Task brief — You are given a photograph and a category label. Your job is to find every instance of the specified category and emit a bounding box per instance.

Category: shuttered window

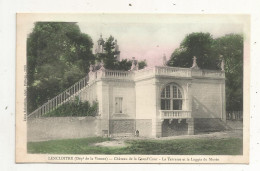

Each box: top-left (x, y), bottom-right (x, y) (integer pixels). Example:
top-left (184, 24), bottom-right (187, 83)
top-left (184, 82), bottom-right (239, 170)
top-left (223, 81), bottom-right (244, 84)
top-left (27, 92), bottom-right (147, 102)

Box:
top-left (115, 97), bottom-right (123, 113)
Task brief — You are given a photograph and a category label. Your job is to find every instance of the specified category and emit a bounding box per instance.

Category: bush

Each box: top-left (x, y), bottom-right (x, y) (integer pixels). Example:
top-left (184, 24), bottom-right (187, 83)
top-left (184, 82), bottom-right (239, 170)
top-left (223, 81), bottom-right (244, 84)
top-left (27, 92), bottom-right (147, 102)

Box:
top-left (44, 97), bottom-right (98, 117)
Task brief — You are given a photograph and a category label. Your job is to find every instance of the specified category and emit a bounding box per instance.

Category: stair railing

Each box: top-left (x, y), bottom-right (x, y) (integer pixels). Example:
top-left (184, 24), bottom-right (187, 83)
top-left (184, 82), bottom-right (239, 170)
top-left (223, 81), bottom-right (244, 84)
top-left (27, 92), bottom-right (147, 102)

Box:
top-left (27, 75), bottom-right (89, 118)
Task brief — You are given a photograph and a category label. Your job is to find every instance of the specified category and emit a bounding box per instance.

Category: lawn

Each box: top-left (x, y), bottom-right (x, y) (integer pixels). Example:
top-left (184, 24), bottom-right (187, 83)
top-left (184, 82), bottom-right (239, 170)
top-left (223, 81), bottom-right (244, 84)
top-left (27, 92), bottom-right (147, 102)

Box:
top-left (27, 137), bottom-right (243, 155)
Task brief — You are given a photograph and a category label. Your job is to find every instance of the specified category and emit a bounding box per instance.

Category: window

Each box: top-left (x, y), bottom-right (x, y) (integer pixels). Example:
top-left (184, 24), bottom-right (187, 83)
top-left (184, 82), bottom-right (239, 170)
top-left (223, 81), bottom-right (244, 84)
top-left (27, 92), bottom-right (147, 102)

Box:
top-left (115, 97), bottom-right (123, 113)
top-left (161, 84), bottom-right (183, 110)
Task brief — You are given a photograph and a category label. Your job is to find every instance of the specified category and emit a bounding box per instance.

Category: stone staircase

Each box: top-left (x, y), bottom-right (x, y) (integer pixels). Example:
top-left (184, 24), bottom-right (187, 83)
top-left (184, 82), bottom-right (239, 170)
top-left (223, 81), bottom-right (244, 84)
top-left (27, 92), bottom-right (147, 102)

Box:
top-left (27, 75), bottom-right (89, 119)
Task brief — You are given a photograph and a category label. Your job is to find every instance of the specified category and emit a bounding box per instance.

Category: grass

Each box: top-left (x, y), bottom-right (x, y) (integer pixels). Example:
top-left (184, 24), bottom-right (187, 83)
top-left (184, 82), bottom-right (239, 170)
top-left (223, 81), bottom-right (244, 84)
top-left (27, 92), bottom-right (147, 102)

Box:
top-left (27, 137), bottom-right (243, 155)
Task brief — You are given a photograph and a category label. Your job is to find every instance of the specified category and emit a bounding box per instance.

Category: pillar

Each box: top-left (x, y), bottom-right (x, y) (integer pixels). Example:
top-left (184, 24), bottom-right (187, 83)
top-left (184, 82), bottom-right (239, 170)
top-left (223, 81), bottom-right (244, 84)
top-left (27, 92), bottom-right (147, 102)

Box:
top-left (221, 80), bottom-right (226, 122)
top-left (96, 81), bottom-right (110, 136)
top-left (152, 119), bottom-right (163, 137)
top-left (186, 83), bottom-right (192, 111)
top-left (187, 118), bottom-right (194, 135)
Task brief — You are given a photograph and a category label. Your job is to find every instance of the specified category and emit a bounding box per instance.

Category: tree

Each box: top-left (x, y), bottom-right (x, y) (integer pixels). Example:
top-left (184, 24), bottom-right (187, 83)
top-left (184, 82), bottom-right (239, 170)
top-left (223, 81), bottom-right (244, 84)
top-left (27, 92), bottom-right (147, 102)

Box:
top-left (212, 34), bottom-right (243, 111)
top-left (27, 22), bottom-right (95, 113)
top-left (115, 59), bottom-right (147, 71)
top-left (96, 35), bottom-right (147, 71)
top-left (95, 35), bottom-right (118, 69)
top-left (138, 60), bottom-right (147, 70)
top-left (168, 32), bottom-right (217, 70)
top-left (167, 32), bottom-right (243, 111)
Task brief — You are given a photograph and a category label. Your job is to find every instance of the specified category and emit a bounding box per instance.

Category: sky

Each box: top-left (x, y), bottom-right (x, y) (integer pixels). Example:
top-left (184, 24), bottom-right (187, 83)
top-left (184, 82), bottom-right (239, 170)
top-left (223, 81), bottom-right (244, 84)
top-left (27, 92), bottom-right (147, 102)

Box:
top-left (25, 14), bottom-right (246, 67)
top-left (77, 14), bottom-right (245, 66)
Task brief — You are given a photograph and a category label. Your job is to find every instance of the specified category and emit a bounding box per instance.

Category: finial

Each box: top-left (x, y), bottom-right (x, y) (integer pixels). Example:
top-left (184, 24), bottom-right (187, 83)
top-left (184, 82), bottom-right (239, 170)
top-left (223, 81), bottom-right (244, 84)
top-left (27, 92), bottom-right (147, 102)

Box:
top-left (163, 54), bottom-right (167, 66)
top-left (130, 57), bottom-right (136, 71)
top-left (136, 61), bottom-right (139, 70)
top-left (220, 55), bottom-right (225, 71)
top-left (89, 64), bottom-right (94, 72)
top-left (191, 56), bottom-right (200, 69)
top-left (99, 60), bottom-right (105, 70)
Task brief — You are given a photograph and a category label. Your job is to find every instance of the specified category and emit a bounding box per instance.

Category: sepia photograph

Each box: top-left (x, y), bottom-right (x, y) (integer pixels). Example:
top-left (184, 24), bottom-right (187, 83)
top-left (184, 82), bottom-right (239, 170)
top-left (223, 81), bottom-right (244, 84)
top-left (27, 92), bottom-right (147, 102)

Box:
top-left (16, 13), bottom-right (250, 163)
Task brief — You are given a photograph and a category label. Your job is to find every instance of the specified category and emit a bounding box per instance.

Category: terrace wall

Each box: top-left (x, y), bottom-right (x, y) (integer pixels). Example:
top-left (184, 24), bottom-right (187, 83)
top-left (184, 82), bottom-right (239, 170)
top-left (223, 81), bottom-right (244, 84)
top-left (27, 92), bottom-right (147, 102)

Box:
top-left (27, 117), bottom-right (100, 142)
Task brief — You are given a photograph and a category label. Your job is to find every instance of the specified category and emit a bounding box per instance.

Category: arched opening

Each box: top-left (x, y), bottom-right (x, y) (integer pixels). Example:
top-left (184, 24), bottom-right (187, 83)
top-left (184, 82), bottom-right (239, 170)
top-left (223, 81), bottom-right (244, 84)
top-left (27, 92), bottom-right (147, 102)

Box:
top-left (161, 84), bottom-right (183, 110)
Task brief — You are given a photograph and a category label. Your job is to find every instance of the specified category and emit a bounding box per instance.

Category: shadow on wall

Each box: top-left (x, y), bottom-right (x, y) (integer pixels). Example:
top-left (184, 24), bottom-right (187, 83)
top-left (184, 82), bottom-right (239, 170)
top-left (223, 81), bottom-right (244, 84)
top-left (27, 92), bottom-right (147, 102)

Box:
top-left (192, 97), bottom-right (220, 118)
top-left (192, 97), bottom-right (228, 133)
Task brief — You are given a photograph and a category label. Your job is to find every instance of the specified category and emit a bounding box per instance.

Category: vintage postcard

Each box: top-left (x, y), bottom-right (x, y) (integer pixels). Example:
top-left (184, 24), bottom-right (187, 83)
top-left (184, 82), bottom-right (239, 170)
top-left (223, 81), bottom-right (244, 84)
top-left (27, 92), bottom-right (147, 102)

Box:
top-left (16, 13), bottom-right (250, 163)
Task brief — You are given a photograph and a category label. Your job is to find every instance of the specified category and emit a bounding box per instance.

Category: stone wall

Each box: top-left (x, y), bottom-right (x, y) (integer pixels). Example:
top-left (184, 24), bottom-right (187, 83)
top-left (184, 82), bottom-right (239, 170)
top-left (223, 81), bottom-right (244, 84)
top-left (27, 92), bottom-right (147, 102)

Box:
top-left (109, 81), bottom-right (136, 119)
top-left (135, 79), bottom-right (157, 120)
top-left (191, 80), bottom-right (225, 119)
top-left (162, 119), bottom-right (188, 137)
top-left (194, 118), bottom-right (228, 133)
top-left (109, 119), bottom-right (135, 136)
top-left (136, 119), bottom-right (152, 137)
top-left (108, 119), bottom-right (152, 137)
top-left (27, 117), bottom-right (100, 142)
top-left (80, 82), bottom-right (97, 104)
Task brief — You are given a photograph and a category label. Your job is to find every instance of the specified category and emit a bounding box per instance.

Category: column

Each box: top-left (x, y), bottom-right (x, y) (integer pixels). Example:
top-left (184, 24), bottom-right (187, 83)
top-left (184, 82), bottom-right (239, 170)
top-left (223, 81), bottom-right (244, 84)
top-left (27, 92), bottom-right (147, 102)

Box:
top-left (187, 118), bottom-right (194, 135)
top-left (153, 80), bottom-right (163, 137)
top-left (186, 82), bottom-right (192, 111)
top-left (221, 80), bottom-right (226, 122)
top-left (152, 119), bottom-right (163, 137)
top-left (96, 81), bottom-right (110, 136)
top-left (186, 82), bottom-right (194, 135)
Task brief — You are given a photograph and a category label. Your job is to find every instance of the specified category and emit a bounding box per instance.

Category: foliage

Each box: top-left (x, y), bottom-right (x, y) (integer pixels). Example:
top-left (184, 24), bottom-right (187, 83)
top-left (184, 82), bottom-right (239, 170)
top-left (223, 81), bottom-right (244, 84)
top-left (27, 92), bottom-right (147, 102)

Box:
top-left (27, 24), bottom-right (147, 114)
top-left (96, 36), bottom-right (118, 69)
top-left (138, 60), bottom-right (147, 70)
top-left (96, 35), bottom-right (147, 71)
top-left (168, 32), bottom-right (217, 70)
top-left (44, 97), bottom-right (98, 117)
top-left (112, 59), bottom-right (147, 71)
top-left (27, 22), bottom-right (95, 113)
top-left (167, 32), bottom-right (243, 111)
top-left (212, 34), bottom-right (243, 111)
top-left (28, 137), bottom-right (242, 155)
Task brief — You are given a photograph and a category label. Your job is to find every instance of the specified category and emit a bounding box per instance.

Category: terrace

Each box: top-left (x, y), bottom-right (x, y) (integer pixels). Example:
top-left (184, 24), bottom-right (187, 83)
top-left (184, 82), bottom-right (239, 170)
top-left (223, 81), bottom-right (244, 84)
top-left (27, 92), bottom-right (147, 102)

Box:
top-left (88, 66), bottom-right (224, 83)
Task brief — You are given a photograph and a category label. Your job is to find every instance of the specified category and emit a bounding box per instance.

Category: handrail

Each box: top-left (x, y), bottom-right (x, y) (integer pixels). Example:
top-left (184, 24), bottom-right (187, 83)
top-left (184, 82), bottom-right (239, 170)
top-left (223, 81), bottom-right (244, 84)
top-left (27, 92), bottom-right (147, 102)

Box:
top-left (27, 75), bottom-right (89, 118)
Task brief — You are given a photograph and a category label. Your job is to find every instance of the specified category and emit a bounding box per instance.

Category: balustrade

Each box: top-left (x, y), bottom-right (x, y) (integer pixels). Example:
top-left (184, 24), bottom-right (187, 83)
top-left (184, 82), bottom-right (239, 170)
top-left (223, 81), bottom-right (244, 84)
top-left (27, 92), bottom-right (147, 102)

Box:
top-left (155, 66), bottom-right (191, 77)
top-left (192, 69), bottom-right (225, 78)
top-left (159, 110), bottom-right (191, 119)
top-left (28, 65), bottom-right (224, 118)
top-left (90, 66), bottom-right (224, 81)
top-left (28, 76), bottom-right (89, 118)
top-left (104, 70), bottom-right (133, 79)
